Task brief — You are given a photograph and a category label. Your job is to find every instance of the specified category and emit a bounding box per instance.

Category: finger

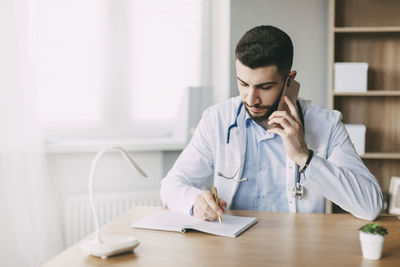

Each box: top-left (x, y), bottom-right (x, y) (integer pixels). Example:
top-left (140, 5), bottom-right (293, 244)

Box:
top-left (268, 111), bottom-right (297, 126)
top-left (284, 96), bottom-right (301, 123)
top-left (269, 117), bottom-right (301, 137)
top-left (194, 193), bottom-right (215, 219)
top-left (268, 117), bottom-right (293, 130)
top-left (219, 199), bottom-right (227, 210)
top-left (269, 110), bottom-right (291, 119)
top-left (198, 199), bottom-right (218, 220)
top-left (267, 126), bottom-right (285, 137)
top-left (200, 200), bottom-right (219, 220)
top-left (204, 206), bottom-right (219, 221)
top-left (193, 204), bottom-right (208, 220)
top-left (289, 70), bottom-right (297, 79)
top-left (269, 101), bottom-right (298, 123)
top-left (204, 192), bottom-right (224, 215)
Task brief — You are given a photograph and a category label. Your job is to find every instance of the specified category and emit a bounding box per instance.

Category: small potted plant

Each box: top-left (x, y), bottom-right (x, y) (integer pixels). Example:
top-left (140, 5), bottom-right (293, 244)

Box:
top-left (359, 223), bottom-right (388, 260)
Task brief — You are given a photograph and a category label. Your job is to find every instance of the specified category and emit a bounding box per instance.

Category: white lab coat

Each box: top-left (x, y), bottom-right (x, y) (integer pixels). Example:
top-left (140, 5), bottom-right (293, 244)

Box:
top-left (160, 96), bottom-right (382, 220)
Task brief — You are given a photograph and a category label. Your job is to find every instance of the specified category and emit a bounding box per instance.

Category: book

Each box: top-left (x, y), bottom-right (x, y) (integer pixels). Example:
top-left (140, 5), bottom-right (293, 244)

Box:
top-left (131, 210), bottom-right (257, 238)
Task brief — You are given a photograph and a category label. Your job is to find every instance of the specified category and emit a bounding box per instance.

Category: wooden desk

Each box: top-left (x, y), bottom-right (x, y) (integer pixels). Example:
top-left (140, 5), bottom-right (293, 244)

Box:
top-left (43, 206), bottom-right (400, 267)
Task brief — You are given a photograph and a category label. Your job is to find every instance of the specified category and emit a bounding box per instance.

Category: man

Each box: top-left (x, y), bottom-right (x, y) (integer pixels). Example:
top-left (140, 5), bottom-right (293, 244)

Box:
top-left (160, 25), bottom-right (382, 221)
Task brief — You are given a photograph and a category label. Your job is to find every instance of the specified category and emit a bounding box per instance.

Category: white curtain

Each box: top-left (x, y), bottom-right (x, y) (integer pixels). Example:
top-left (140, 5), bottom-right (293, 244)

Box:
top-left (0, 0), bottom-right (64, 266)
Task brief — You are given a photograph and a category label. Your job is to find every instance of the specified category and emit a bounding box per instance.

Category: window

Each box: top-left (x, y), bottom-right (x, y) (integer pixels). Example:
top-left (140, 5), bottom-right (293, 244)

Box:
top-left (34, 0), bottom-right (208, 144)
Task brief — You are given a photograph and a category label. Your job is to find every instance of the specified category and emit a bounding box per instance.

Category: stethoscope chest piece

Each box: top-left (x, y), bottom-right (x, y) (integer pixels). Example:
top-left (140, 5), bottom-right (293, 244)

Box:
top-left (292, 183), bottom-right (304, 200)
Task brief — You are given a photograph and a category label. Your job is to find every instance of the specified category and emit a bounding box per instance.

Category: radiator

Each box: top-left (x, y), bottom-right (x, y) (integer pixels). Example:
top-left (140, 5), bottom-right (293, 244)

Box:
top-left (65, 190), bottom-right (162, 247)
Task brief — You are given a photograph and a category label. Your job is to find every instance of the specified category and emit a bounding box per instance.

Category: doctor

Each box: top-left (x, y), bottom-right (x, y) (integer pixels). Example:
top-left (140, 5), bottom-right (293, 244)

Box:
top-left (160, 25), bottom-right (382, 221)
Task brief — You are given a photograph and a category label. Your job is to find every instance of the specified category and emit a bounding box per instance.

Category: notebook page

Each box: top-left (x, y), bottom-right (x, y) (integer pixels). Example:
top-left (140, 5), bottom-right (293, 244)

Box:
top-left (184, 214), bottom-right (257, 237)
top-left (132, 210), bottom-right (201, 232)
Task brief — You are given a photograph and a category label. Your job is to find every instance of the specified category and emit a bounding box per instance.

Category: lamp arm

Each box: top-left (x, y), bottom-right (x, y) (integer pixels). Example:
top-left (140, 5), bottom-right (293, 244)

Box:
top-left (88, 145), bottom-right (148, 243)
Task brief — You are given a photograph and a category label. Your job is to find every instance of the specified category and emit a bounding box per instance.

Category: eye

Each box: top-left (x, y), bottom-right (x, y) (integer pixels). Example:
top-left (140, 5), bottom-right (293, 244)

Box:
top-left (261, 86), bottom-right (273, 90)
top-left (239, 81), bottom-right (248, 87)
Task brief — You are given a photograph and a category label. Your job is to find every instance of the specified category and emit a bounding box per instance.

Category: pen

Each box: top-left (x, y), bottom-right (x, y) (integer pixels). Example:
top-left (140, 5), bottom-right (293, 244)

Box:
top-left (212, 185), bottom-right (223, 224)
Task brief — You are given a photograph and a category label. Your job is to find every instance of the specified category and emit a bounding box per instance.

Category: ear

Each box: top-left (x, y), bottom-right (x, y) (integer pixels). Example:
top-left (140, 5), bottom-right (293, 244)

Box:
top-left (288, 70), bottom-right (297, 79)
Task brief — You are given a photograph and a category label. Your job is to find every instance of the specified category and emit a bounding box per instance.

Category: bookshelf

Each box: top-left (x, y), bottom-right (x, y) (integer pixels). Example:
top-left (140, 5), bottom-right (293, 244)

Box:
top-left (328, 0), bottom-right (400, 214)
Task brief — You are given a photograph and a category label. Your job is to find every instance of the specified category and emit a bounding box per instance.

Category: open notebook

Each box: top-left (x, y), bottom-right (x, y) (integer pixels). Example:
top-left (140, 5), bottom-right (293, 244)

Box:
top-left (131, 210), bottom-right (257, 238)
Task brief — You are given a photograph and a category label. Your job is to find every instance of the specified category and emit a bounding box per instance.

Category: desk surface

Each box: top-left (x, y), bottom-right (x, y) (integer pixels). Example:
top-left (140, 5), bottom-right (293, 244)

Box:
top-left (43, 206), bottom-right (400, 267)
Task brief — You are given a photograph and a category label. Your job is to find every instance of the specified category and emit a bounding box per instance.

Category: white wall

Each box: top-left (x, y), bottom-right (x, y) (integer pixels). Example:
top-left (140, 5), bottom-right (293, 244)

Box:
top-left (230, 0), bottom-right (329, 107)
top-left (210, 0), bottom-right (231, 103)
top-left (47, 151), bottom-right (163, 195)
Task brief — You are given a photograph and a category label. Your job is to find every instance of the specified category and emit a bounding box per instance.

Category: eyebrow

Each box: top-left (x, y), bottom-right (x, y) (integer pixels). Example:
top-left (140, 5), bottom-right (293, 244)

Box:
top-left (237, 76), bottom-right (277, 87)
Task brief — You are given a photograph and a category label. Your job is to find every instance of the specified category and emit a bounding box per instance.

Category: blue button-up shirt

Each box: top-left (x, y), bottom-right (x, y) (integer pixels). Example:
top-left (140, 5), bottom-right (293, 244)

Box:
top-left (231, 111), bottom-right (289, 212)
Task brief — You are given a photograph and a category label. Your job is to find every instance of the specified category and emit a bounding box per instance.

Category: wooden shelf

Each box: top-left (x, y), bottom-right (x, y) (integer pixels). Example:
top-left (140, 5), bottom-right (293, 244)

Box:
top-left (360, 153), bottom-right (400, 160)
top-left (334, 91), bottom-right (400, 96)
top-left (330, 0), bottom-right (400, 214)
top-left (335, 26), bottom-right (400, 33)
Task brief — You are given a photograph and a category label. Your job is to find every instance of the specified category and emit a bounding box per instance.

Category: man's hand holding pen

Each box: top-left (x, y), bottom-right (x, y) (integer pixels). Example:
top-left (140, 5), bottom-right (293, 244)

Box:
top-left (193, 187), bottom-right (227, 222)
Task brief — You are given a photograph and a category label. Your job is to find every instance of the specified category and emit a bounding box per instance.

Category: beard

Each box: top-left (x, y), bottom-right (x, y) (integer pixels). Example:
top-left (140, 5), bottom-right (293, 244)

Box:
top-left (243, 89), bottom-right (283, 123)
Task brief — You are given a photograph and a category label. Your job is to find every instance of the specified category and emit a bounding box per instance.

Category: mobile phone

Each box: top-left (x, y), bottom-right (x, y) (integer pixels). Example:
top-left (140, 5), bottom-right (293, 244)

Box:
top-left (277, 77), bottom-right (300, 113)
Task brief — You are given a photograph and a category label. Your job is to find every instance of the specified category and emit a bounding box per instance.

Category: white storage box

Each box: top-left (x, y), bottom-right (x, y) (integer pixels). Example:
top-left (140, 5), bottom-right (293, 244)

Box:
top-left (344, 124), bottom-right (366, 155)
top-left (334, 62), bottom-right (368, 92)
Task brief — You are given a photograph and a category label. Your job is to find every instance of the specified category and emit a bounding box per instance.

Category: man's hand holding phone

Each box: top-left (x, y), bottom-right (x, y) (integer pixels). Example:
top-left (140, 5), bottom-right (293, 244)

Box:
top-left (277, 77), bottom-right (300, 113)
top-left (267, 77), bottom-right (310, 168)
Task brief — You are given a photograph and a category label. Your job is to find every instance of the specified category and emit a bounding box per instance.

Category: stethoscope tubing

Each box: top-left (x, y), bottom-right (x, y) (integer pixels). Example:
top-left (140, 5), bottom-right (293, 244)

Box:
top-left (223, 100), bottom-right (305, 188)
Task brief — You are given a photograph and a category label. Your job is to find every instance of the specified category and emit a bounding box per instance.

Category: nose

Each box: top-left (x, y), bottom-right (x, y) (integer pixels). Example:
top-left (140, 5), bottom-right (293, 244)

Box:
top-left (246, 87), bottom-right (260, 106)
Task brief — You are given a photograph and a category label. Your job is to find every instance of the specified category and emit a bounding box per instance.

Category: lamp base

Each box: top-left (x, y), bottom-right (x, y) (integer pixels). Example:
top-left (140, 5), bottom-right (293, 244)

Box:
top-left (81, 235), bottom-right (140, 259)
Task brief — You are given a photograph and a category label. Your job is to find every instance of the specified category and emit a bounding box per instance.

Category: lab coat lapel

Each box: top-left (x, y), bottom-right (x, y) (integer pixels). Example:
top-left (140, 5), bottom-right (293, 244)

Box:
top-left (285, 156), bottom-right (297, 212)
top-left (225, 107), bottom-right (247, 209)
top-left (237, 111), bottom-right (247, 184)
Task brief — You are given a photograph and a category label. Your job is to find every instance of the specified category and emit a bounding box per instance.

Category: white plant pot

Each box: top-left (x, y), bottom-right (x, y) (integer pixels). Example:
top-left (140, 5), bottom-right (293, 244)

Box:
top-left (359, 231), bottom-right (385, 260)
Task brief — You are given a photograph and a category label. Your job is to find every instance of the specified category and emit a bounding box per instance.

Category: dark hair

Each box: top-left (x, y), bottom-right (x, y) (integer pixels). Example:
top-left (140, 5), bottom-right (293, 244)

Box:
top-left (235, 25), bottom-right (293, 77)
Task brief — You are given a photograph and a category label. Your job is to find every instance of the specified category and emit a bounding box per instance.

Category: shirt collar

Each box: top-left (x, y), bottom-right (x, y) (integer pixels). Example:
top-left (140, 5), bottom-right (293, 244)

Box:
top-left (244, 110), bottom-right (253, 127)
top-left (244, 110), bottom-right (276, 139)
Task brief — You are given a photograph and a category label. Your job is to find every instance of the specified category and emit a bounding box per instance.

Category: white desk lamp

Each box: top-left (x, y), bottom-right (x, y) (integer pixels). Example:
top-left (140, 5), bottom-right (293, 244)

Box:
top-left (81, 145), bottom-right (147, 259)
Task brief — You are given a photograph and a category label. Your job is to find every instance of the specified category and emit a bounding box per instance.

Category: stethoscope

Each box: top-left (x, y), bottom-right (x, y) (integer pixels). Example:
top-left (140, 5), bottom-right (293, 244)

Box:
top-left (217, 100), bottom-right (305, 200)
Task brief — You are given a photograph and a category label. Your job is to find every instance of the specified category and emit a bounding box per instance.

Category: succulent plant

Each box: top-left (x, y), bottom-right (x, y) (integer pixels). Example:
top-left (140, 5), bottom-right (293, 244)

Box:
top-left (360, 223), bottom-right (388, 236)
